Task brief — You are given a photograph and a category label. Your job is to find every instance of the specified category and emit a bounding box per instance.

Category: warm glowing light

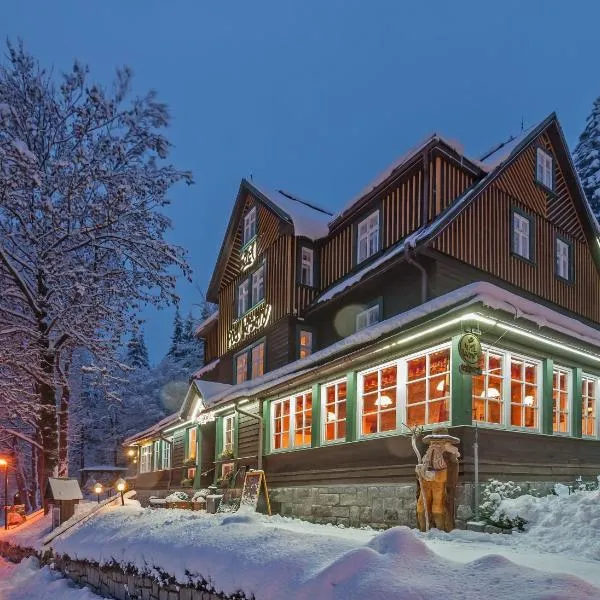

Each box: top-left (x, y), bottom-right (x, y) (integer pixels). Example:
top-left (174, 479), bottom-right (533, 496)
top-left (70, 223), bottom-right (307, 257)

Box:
top-left (116, 478), bottom-right (126, 492)
top-left (327, 411), bottom-right (337, 422)
top-left (480, 387), bottom-right (500, 398)
top-left (0, 459), bottom-right (7, 467)
top-left (94, 483), bottom-right (103, 495)
top-left (524, 395), bottom-right (535, 407)
top-left (375, 395), bottom-right (393, 408)
top-left (127, 449), bottom-right (135, 457)
top-left (436, 379), bottom-right (446, 392)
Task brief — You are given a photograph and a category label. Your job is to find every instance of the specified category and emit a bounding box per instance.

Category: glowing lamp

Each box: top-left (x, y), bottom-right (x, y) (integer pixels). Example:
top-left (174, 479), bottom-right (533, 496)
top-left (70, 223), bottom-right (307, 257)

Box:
top-left (127, 449), bottom-right (135, 458)
top-left (375, 395), bottom-right (393, 408)
top-left (115, 478), bottom-right (126, 506)
top-left (94, 482), bottom-right (103, 503)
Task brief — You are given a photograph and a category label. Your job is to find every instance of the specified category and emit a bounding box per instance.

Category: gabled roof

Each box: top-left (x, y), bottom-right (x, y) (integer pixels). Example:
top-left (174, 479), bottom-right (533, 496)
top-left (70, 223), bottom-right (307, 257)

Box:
top-left (46, 478), bottom-right (83, 501)
top-left (207, 178), bottom-right (333, 302)
top-left (178, 378), bottom-right (233, 421)
top-left (123, 412), bottom-right (181, 446)
top-left (313, 113), bottom-right (600, 304)
top-left (329, 133), bottom-right (483, 227)
top-left (195, 310), bottom-right (219, 337)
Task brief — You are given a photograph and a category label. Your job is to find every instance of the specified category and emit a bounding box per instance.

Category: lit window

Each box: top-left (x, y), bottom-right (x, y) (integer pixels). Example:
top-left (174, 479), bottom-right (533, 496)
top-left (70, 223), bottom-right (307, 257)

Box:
top-left (162, 438), bottom-right (172, 470)
top-left (360, 364), bottom-right (397, 435)
top-left (356, 304), bottom-right (380, 332)
top-left (271, 391), bottom-right (312, 451)
top-left (300, 247), bottom-right (314, 286)
top-left (299, 330), bottom-right (313, 359)
top-left (556, 238), bottom-right (571, 281)
top-left (552, 367), bottom-right (570, 434)
top-left (536, 148), bottom-right (553, 190)
top-left (251, 342), bottom-right (264, 379)
top-left (238, 279), bottom-right (249, 316)
top-left (236, 352), bottom-right (248, 384)
top-left (322, 380), bottom-right (347, 443)
top-left (510, 357), bottom-right (539, 429)
top-left (187, 427), bottom-right (197, 461)
top-left (582, 377), bottom-right (597, 437)
top-left (406, 348), bottom-right (450, 428)
top-left (357, 211), bottom-right (379, 263)
top-left (251, 265), bottom-right (265, 305)
top-left (153, 441), bottom-right (161, 471)
top-left (223, 414), bottom-right (235, 453)
top-left (140, 445), bottom-right (152, 474)
top-left (512, 211), bottom-right (532, 260)
top-left (472, 349), bottom-right (505, 425)
top-left (243, 207), bottom-right (257, 245)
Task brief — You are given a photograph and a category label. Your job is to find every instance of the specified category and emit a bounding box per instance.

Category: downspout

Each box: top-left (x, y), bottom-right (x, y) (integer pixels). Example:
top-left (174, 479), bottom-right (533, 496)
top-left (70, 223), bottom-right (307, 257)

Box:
top-left (235, 402), bottom-right (263, 471)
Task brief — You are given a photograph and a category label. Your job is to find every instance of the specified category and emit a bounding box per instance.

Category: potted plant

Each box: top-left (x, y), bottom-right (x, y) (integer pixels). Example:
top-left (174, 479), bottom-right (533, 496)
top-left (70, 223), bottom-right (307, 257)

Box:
top-left (183, 457), bottom-right (197, 467)
top-left (165, 491), bottom-right (192, 510)
top-left (217, 449), bottom-right (235, 460)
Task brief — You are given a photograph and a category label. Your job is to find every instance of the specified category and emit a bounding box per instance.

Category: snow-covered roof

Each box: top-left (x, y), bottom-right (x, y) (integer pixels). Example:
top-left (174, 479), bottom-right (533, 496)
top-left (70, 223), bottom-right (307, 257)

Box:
top-left (330, 133), bottom-right (471, 223)
top-left (201, 281), bottom-right (600, 411)
top-left (79, 465), bottom-right (128, 472)
top-left (476, 124), bottom-right (537, 172)
top-left (195, 311), bottom-right (219, 337)
top-left (123, 412), bottom-right (181, 446)
top-left (46, 478), bottom-right (83, 501)
top-left (192, 358), bottom-right (220, 379)
top-left (193, 379), bottom-right (232, 406)
top-left (248, 180), bottom-right (333, 240)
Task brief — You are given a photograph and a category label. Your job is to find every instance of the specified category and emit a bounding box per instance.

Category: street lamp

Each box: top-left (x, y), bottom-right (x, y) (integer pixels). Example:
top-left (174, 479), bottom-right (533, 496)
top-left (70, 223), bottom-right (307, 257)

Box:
top-left (0, 458), bottom-right (8, 530)
top-left (115, 478), bottom-right (126, 506)
top-left (94, 482), bottom-right (103, 504)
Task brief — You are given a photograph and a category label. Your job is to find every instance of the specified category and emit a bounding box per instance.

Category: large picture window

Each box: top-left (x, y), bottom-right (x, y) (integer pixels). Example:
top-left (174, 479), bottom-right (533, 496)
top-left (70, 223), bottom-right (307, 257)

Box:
top-left (510, 356), bottom-right (539, 429)
top-left (140, 445), bottom-right (152, 474)
top-left (357, 211), bottom-right (379, 263)
top-left (360, 363), bottom-right (397, 435)
top-left (582, 376), bottom-right (597, 437)
top-left (472, 349), bottom-right (505, 425)
top-left (271, 391), bottom-right (312, 451)
top-left (187, 427), bottom-right (197, 461)
top-left (406, 348), bottom-right (450, 428)
top-left (322, 379), bottom-right (347, 443)
top-left (552, 367), bottom-right (571, 434)
top-left (153, 441), bottom-right (161, 471)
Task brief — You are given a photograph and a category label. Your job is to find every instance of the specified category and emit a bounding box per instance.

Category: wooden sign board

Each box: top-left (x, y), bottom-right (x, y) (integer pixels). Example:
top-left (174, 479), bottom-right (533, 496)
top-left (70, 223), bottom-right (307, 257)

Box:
top-left (240, 470), bottom-right (271, 515)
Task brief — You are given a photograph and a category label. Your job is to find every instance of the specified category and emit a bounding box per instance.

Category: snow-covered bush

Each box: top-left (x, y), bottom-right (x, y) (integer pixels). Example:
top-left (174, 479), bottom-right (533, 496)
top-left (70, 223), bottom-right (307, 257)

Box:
top-left (192, 490), bottom-right (210, 502)
top-left (165, 491), bottom-right (189, 502)
top-left (479, 479), bottom-right (527, 531)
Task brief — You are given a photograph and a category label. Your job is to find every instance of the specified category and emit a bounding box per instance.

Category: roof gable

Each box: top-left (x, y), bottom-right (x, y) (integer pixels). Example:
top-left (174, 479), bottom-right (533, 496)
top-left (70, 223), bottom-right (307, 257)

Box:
top-left (207, 179), bottom-right (332, 302)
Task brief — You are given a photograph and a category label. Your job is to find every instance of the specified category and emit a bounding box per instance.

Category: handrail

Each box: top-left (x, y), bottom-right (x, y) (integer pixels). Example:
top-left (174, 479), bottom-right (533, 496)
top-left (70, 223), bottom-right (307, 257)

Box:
top-left (42, 490), bottom-right (136, 546)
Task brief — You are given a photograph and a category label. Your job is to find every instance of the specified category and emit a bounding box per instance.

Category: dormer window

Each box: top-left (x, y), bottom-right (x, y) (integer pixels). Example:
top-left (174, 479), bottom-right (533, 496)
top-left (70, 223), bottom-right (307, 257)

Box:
top-left (300, 247), bottom-right (314, 286)
top-left (357, 210), bottom-right (380, 264)
top-left (243, 207), bottom-right (257, 245)
top-left (536, 148), bottom-right (553, 191)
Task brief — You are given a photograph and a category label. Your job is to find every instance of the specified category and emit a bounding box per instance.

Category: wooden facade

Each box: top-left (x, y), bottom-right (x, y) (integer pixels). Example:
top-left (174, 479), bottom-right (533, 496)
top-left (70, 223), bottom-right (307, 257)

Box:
top-left (126, 113), bottom-right (600, 508)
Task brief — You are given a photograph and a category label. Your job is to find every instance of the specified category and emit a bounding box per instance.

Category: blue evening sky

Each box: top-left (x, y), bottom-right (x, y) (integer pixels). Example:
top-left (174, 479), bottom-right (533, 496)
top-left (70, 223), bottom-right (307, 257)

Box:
top-left (2, 1), bottom-right (599, 363)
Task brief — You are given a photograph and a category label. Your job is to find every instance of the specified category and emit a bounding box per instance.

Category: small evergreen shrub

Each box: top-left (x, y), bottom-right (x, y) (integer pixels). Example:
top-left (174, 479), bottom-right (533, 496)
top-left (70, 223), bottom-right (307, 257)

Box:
top-left (479, 479), bottom-right (528, 531)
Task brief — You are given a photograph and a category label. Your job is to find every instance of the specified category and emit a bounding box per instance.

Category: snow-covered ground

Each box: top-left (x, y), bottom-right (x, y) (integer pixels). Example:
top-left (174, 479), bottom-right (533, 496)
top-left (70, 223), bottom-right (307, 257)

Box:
top-left (2, 490), bottom-right (600, 599)
top-left (0, 557), bottom-right (104, 599)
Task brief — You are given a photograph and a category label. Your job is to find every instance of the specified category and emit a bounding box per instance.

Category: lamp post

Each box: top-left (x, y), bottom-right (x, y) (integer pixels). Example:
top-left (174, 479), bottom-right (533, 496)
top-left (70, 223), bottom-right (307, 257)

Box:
top-left (94, 483), bottom-right (103, 504)
top-left (0, 458), bottom-right (8, 530)
top-left (116, 478), bottom-right (126, 506)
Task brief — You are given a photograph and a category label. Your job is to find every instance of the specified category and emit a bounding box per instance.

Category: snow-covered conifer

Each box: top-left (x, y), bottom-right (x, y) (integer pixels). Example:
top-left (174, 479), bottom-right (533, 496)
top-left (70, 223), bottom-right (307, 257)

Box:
top-left (574, 97), bottom-right (600, 216)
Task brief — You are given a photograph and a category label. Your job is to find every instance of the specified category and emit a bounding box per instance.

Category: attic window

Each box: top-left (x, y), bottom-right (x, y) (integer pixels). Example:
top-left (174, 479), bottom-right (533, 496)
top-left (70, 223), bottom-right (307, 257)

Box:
top-left (536, 148), bottom-right (553, 191)
top-left (243, 207), bottom-right (257, 245)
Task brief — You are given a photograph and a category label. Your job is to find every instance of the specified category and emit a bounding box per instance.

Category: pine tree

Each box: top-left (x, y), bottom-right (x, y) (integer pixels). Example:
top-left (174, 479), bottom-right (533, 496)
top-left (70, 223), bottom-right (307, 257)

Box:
top-left (168, 307), bottom-right (185, 358)
top-left (126, 330), bottom-right (150, 370)
top-left (574, 97), bottom-right (600, 217)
